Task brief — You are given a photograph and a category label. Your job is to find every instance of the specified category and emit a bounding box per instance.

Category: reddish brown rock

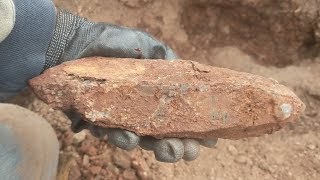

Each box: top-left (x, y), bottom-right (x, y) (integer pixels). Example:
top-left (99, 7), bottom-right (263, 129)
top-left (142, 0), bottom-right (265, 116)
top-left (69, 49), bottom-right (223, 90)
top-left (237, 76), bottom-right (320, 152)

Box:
top-left (29, 57), bottom-right (305, 139)
top-left (89, 165), bottom-right (102, 175)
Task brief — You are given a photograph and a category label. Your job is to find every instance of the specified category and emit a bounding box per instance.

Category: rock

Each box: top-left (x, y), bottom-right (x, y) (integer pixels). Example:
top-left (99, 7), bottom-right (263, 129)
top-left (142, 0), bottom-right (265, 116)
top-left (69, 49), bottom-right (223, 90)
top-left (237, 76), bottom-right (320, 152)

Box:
top-left (112, 150), bottom-right (132, 169)
top-left (72, 130), bottom-right (87, 144)
top-left (79, 139), bottom-right (92, 153)
top-left (132, 160), bottom-right (149, 179)
top-left (68, 165), bottom-right (82, 180)
top-left (227, 145), bottom-right (238, 155)
top-left (61, 130), bottom-right (74, 147)
top-left (89, 165), bottom-right (102, 175)
top-left (87, 146), bottom-right (98, 156)
top-left (234, 155), bottom-right (247, 164)
top-left (307, 144), bottom-right (316, 150)
top-left (29, 57), bottom-right (305, 139)
top-left (83, 155), bottom-right (90, 166)
top-left (122, 169), bottom-right (138, 180)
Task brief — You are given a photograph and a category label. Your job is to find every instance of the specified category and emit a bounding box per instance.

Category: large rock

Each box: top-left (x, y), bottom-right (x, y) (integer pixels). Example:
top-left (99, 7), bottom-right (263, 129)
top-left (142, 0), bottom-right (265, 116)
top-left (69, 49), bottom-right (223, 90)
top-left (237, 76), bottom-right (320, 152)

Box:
top-left (29, 57), bottom-right (305, 139)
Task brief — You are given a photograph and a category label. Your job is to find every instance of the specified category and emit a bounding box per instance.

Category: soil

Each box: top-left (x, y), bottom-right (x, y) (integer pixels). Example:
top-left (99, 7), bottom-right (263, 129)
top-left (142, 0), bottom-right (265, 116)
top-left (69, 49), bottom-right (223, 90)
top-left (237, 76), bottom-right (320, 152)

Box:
top-left (13, 0), bottom-right (320, 179)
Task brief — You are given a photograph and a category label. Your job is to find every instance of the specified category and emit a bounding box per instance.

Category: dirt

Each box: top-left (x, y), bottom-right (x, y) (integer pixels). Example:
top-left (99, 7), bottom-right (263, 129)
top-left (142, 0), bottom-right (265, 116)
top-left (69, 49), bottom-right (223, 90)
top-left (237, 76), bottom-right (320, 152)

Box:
top-left (11, 0), bottom-right (320, 179)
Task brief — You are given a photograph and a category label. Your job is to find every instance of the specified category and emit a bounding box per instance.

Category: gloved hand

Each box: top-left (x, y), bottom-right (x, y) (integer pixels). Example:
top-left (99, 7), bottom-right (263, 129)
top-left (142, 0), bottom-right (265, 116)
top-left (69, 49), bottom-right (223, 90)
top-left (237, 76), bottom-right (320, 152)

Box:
top-left (50, 10), bottom-right (218, 163)
top-left (1, 7), bottom-right (218, 162)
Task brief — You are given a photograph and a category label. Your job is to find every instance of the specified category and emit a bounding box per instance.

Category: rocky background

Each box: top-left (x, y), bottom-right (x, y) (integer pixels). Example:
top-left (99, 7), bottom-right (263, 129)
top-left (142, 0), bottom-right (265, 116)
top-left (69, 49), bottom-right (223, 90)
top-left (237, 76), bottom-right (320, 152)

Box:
top-left (12, 0), bottom-right (320, 179)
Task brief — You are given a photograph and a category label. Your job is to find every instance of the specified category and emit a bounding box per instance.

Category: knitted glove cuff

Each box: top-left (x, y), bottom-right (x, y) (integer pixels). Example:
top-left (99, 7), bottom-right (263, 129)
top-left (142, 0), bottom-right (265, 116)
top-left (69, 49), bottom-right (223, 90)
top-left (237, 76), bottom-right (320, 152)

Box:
top-left (44, 10), bottom-right (85, 70)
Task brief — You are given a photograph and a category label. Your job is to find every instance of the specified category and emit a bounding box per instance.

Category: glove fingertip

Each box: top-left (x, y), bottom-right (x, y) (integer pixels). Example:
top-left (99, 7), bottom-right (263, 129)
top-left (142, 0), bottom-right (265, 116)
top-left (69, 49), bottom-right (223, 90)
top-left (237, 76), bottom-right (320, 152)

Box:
top-left (182, 139), bottom-right (200, 161)
top-left (107, 129), bottom-right (140, 150)
top-left (88, 125), bottom-right (108, 138)
top-left (165, 47), bottom-right (178, 60)
top-left (153, 138), bottom-right (184, 163)
top-left (199, 138), bottom-right (218, 148)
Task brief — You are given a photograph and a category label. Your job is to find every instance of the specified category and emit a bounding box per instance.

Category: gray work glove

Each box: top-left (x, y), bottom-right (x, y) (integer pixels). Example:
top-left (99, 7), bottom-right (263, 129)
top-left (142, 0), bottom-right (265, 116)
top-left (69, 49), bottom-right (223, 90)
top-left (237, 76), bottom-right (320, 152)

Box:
top-left (46, 10), bottom-right (218, 163)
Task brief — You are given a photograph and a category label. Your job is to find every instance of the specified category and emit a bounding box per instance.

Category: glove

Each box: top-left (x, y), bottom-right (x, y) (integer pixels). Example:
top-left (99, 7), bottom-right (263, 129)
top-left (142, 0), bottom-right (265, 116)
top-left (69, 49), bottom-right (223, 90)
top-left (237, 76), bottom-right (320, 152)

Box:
top-left (1, 6), bottom-right (218, 162)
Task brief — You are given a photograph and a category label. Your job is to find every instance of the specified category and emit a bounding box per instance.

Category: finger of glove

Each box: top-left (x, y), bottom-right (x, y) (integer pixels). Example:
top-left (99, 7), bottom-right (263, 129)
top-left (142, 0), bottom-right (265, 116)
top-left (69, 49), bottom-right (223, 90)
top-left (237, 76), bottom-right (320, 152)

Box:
top-left (164, 46), bottom-right (178, 60)
top-left (64, 109), bottom-right (140, 150)
top-left (182, 139), bottom-right (200, 161)
top-left (153, 138), bottom-right (184, 163)
top-left (88, 124), bottom-right (108, 138)
top-left (199, 138), bottom-right (218, 148)
top-left (76, 24), bottom-right (178, 60)
top-left (107, 128), bottom-right (140, 150)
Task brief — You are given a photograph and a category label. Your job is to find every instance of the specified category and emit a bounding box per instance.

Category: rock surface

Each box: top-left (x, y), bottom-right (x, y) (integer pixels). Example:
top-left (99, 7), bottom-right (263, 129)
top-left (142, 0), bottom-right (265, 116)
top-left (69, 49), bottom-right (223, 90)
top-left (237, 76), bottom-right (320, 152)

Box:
top-left (29, 57), bottom-right (305, 139)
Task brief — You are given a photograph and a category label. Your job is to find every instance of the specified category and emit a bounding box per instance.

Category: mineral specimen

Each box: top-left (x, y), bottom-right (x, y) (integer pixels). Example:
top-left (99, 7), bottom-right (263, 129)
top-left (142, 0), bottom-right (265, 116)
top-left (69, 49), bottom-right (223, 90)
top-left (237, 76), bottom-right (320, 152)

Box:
top-left (29, 57), bottom-right (305, 139)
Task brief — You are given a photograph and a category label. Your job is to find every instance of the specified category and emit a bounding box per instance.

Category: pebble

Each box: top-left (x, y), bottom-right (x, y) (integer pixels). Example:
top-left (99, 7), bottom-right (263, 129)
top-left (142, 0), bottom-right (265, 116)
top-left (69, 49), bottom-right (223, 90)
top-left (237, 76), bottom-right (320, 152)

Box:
top-left (68, 165), bottom-right (81, 180)
top-left (89, 166), bottom-right (102, 175)
top-left (79, 139), bottom-right (92, 153)
top-left (113, 151), bottom-right (132, 169)
top-left (132, 159), bottom-right (149, 179)
top-left (83, 155), bottom-right (90, 166)
top-left (235, 155), bottom-right (247, 164)
top-left (73, 131), bottom-right (87, 144)
top-left (63, 130), bottom-right (74, 147)
top-left (307, 144), bottom-right (316, 150)
top-left (227, 145), bottom-right (238, 155)
top-left (122, 169), bottom-right (137, 180)
top-left (87, 146), bottom-right (98, 156)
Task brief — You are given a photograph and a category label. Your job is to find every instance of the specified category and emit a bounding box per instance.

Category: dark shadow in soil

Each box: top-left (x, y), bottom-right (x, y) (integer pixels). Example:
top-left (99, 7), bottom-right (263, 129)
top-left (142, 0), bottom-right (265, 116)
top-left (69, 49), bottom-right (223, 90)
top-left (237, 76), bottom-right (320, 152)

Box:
top-left (181, 0), bottom-right (320, 67)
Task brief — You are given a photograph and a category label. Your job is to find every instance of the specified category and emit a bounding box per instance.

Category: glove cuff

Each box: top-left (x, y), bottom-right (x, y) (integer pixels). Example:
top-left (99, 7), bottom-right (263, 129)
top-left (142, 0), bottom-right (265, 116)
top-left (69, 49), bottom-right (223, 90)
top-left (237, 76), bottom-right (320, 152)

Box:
top-left (44, 10), bottom-right (85, 70)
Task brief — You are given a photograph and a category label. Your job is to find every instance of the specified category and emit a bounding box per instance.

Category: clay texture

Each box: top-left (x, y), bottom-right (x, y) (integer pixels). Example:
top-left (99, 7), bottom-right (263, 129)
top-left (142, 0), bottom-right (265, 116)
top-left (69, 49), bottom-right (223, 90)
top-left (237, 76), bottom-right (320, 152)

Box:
top-left (29, 57), bottom-right (305, 139)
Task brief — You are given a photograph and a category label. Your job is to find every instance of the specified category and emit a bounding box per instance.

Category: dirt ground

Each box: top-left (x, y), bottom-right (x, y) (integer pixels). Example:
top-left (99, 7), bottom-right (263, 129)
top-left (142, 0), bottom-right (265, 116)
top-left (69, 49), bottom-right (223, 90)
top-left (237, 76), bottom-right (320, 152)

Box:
top-left (14, 0), bottom-right (320, 179)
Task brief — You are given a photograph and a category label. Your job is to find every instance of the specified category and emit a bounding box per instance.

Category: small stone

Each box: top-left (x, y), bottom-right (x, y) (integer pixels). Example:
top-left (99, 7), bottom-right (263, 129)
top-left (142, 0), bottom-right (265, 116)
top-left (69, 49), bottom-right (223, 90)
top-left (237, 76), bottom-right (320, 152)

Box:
top-left (62, 130), bottom-right (74, 147)
top-left (83, 155), bottom-right (90, 166)
top-left (89, 166), bottom-right (102, 175)
top-left (257, 161), bottom-right (272, 172)
top-left (308, 144), bottom-right (316, 150)
top-left (106, 163), bottom-right (120, 175)
top-left (68, 165), bottom-right (81, 180)
top-left (132, 159), bottom-right (150, 179)
top-left (122, 169), bottom-right (137, 180)
top-left (79, 139), bottom-right (92, 153)
top-left (235, 155), bottom-right (247, 164)
top-left (112, 150), bottom-right (132, 169)
top-left (246, 159), bottom-right (253, 166)
top-left (72, 131), bottom-right (87, 144)
top-left (227, 145), bottom-right (238, 155)
top-left (87, 146), bottom-right (97, 156)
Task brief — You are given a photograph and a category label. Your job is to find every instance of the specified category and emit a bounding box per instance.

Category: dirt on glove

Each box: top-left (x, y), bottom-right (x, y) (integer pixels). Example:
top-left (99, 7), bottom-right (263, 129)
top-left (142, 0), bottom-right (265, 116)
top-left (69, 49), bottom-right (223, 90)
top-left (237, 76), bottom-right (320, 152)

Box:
top-left (29, 57), bottom-right (304, 139)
